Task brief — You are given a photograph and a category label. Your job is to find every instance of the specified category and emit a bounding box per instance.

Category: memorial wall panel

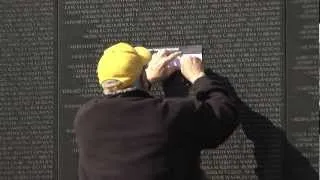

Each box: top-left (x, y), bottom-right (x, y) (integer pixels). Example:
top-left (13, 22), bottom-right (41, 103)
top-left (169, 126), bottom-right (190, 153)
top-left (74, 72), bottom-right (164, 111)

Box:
top-left (0, 1), bottom-right (57, 179)
top-left (58, 0), bottom-right (286, 179)
top-left (286, 0), bottom-right (319, 173)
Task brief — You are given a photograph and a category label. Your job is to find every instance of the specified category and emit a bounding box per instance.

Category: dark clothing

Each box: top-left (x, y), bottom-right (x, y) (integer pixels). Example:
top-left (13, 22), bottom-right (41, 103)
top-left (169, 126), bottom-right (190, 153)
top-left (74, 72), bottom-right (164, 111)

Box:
top-left (74, 75), bottom-right (239, 180)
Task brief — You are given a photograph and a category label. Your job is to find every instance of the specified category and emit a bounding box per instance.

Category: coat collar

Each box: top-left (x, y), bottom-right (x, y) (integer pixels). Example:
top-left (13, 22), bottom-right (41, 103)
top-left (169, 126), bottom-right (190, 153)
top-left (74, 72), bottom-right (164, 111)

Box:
top-left (104, 89), bottom-right (153, 98)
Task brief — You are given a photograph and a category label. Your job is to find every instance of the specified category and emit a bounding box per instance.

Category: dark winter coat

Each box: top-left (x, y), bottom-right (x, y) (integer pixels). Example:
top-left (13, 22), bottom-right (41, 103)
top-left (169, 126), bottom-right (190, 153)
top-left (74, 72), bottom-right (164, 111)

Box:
top-left (74, 75), bottom-right (239, 180)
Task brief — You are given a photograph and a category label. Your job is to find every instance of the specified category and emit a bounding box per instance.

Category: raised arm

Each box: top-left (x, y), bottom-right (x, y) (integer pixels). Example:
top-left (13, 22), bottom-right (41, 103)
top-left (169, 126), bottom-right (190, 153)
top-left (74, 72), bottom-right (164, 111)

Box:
top-left (180, 56), bottom-right (239, 149)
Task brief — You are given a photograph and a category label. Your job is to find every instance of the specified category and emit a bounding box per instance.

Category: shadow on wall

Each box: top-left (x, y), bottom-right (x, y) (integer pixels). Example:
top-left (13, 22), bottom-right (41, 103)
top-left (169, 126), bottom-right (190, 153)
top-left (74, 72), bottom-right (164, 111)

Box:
top-left (206, 69), bottom-right (318, 180)
top-left (164, 69), bottom-right (318, 180)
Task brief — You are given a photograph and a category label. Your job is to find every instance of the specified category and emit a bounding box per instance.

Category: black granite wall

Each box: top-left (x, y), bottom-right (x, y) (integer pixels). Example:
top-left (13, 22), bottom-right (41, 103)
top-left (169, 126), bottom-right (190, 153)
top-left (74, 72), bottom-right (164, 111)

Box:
top-left (0, 0), bottom-right (318, 179)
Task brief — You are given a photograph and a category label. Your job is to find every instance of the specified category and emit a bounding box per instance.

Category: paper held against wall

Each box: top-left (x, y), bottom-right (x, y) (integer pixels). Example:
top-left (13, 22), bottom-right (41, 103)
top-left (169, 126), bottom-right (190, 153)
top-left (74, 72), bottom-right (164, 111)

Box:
top-left (148, 45), bottom-right (202, 68)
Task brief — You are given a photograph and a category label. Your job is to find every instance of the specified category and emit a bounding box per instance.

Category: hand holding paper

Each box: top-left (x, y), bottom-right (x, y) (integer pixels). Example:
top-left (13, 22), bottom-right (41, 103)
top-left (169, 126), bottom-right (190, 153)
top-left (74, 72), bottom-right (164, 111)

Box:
top-left (145, 50), bottom-right (182, 84)
top-left (180, 55), bottom-right (205, 84)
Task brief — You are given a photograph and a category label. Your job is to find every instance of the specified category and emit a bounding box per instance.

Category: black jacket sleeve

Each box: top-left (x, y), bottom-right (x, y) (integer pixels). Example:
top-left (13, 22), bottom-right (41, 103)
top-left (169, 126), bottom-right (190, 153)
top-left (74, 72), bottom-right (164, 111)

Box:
top-left (190, 74), bottom-right (239, 149)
